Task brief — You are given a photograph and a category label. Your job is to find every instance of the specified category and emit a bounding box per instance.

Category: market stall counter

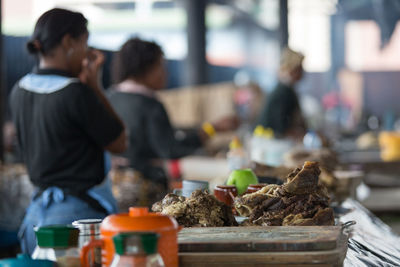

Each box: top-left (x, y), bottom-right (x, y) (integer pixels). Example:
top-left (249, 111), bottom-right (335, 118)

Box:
top-left (175, 198), bottom-right (400, 266)
top-left (339, 199), bottom-right (400, 266)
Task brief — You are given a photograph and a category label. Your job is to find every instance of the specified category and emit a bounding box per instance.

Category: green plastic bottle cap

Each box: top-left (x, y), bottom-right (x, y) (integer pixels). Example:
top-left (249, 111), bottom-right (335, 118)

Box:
top-left (34, 225), bottom-right (79, 248)
top-left (113, 232), bottom-right (159, 255)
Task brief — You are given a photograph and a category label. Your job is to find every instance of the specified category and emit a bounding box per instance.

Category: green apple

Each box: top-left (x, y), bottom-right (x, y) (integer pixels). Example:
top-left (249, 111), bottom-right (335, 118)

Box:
top-left (226, 169), bottom-right (259, 195)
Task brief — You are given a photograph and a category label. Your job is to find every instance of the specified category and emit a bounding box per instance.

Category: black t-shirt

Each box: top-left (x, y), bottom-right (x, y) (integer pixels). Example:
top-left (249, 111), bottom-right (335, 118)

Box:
top-left (108, 91), bottom-right (202, 181)
top-left (10, 69), bottom-right (123, 192)
top-left (257, 82), bottom-right (303, 137)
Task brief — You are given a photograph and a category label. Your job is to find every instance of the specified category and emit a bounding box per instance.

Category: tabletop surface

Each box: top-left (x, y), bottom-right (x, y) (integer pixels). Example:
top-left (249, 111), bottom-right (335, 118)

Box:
top-left (179, 226), bottom-right (343, 252)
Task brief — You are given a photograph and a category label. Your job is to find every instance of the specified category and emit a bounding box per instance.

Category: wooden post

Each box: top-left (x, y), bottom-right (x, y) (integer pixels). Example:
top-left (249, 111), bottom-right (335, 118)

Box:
top-left (184, 0), bottom-right (207, 86)
top-left (0, 0), bottom-right (4, 162)
top-left (279, 0), bottom-right (289, 48)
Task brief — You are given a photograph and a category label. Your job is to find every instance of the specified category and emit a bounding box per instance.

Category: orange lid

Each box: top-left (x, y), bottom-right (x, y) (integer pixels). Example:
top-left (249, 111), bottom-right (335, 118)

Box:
top-left (100, 207), bottom-right (179, 237)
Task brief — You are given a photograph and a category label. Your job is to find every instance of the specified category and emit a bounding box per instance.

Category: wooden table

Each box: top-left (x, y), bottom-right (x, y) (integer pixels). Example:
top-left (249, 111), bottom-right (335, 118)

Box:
top-left (178, 226), bottom-right (348, 266)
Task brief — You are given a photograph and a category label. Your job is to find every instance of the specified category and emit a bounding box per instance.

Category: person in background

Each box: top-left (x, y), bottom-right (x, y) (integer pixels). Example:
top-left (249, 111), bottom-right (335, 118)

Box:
top-left (108, 38), bottom-right (238, 205)
top-left (9, 8), bottom-right (126, 254)
top-left (3, 121), bottom-right (17, 161)
top-left (257, 47), bottom-right (307, 139)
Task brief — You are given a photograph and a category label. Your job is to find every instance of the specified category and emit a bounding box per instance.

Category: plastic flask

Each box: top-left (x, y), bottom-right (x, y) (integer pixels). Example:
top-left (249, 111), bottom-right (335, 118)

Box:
top-left (260, 128), bottom-right (293, 167)
top-left (110, 232), bottom-right (165, 267)
top-left (227, 136), bottom-right (248, 171)
top-left (250, 125), bottom-right (264, 163)
top-left (80, 207), bottom-right (180, 267)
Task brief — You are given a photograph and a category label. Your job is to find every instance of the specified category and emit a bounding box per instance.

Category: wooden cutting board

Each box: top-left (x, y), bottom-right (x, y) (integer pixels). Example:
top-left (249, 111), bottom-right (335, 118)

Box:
top-left (178, 226), bottom-right (348, 266)
top-left (178, 226), bottom-right (344, 252)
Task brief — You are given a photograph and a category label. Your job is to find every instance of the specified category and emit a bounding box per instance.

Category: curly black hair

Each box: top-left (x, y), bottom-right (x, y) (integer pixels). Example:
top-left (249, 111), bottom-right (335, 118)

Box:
top-left (112, 37), bottom-right (164, 84)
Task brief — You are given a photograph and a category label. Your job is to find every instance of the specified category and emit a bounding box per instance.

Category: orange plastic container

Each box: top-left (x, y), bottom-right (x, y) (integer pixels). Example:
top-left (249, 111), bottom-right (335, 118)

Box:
top-left (81, 207), bottom-right (180, 267)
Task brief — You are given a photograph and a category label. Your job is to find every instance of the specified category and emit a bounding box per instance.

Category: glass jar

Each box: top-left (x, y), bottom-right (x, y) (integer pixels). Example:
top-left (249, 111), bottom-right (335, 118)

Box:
top-left (110, 232), bottom-right (165, 267)
top-left (32, 225), bottom-right (81, 267)
top-left (72, 219), bottom-right (102, 267)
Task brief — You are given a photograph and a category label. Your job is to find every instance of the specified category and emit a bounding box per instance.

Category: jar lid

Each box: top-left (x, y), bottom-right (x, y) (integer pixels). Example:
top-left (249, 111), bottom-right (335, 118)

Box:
top-left (0, 254), bottom-right (55, 267)
top-left (101, 207), bottom-right (179, 236)
top-left (34, 225), bottom-right (79, 248)
top-left (113, 232), bottom-right (159, 255)
top-left (72, 219), bottom-right (102, 236)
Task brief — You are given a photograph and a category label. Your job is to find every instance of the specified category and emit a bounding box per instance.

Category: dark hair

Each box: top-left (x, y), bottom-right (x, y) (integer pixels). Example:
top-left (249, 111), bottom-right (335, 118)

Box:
top-left (112, 38), bottom-right (164, 84)
top-left (27, 8), bottom-right (88, 55)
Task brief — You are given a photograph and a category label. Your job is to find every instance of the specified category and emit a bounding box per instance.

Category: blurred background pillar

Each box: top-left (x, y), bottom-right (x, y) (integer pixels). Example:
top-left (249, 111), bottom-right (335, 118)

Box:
top-left (0, 0), bottom-right (4, 162)
top-left (184, 0), bottom-right (208, 86)
top-left (330, 14), bottom-right (346, 87)
top-left (279, 0), bottom-right (289, 48)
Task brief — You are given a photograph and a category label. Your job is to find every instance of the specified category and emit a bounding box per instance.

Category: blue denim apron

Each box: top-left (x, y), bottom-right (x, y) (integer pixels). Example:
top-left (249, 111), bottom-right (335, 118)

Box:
top-left (19, 152), bottom-right (118, 255)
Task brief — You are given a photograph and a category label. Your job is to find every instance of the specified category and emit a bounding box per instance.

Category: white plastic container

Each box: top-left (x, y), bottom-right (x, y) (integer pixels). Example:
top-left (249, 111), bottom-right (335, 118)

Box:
top-left (250, 126), bottom-right (292, 167)
top-left (227, 137), bottom-right (248, 171)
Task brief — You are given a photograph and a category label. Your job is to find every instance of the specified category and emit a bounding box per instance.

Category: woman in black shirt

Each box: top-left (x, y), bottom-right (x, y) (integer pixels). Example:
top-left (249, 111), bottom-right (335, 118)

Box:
top-left (10, 8), bottom-right (126, 254)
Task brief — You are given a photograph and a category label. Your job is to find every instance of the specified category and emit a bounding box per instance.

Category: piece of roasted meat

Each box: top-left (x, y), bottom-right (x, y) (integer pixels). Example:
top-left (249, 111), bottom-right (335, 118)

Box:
top-left (235, 161), bottom-right (335, 226)
top-left (284, 148), bottom-right (339, 192)
top-left (152, 190), bottom-right (238, 227)
top-left (234, 184), bottom-right (280, 217)
top-left (282, 161), bottom-right (321, 195)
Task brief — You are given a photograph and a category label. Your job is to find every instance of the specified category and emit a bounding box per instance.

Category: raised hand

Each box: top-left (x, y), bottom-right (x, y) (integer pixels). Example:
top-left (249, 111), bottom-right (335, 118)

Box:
top-left (79, 48), bottom-right (105, 90)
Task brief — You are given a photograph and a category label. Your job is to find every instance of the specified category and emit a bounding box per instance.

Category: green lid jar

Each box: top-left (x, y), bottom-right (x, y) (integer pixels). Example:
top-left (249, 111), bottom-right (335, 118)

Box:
top-left (32, 225), bottom-right (81, 266)
top-left (35, 225), bottom-right (79, 248)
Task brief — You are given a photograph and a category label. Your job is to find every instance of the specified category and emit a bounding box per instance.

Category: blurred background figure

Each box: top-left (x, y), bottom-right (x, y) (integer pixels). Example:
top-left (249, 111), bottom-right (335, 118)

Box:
top-left (2, 121), bottom-right (17, 162)
top-left (256, 47), bottom-right (306, 139)
top-left (108, 38), bottom-right (238, 208)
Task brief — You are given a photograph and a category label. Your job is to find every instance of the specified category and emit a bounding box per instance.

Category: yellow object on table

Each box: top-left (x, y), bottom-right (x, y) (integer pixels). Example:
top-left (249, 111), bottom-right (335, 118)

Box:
top-left (202, 122), bottom-right (216, 138)
top-left (379, 132), bottom-right (400, 161)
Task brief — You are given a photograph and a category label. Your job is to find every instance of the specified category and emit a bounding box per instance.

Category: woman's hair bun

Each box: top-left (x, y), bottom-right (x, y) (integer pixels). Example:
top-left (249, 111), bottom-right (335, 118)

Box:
top-left (27, 8), bottom-right (88, 56)
top-left (26, 40), bottom-right (39, 54)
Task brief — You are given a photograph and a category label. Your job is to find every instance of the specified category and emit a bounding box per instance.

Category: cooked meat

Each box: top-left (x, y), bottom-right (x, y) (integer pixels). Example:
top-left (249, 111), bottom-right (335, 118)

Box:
top-left (282, 207), bottom-right (334, 226)
top-left (311, 207), bottom-right (335, 226)
top-left (282, 161), bottom-right (320, 195)
top-left (152, 190), bottom-right (238, 227)
top-left (152, 193), bottom-right (185, 212)
top-left (261, 197), bottom-right (283, 211)
top-left (253, 148), bottom-right (339, 194)
top-left (235, 161), bottom-right (335, 226)
top-left (282, 213), bottom-right (314, 226)
top-left (284, 148), bottom-right (339, 193)
top-left (234, 184), bottom-right (280, 217)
